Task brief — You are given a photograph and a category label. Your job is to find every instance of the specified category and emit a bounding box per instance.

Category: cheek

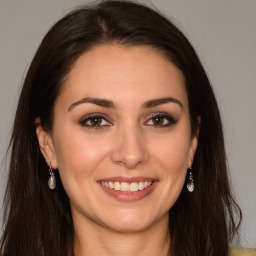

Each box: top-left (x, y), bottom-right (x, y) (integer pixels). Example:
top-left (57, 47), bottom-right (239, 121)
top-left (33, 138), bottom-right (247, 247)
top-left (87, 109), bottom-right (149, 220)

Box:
top-left (151, 132), bottom-right (191, 173)
top-left (149, 128), bottom-right (191, 206)
top-left (52, 129), bottom-right (111, 186)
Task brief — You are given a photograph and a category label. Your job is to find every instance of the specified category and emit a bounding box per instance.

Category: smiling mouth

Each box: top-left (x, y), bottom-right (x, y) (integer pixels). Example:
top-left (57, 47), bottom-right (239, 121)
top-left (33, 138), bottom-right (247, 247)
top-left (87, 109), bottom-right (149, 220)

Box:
top-left (100, 181), bottom-right (154, 192)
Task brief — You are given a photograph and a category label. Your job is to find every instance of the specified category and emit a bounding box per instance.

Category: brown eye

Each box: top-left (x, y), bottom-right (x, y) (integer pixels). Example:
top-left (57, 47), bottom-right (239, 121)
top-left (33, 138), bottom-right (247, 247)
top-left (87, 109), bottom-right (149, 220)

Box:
top-left (80, 115), bottom-right (111, 128)
top-left (145, 114), bottom-right (178, 127)
top-left (89, 117), bottom-right (103, 126)
top-left (152, 116), bottom-right (164, 126)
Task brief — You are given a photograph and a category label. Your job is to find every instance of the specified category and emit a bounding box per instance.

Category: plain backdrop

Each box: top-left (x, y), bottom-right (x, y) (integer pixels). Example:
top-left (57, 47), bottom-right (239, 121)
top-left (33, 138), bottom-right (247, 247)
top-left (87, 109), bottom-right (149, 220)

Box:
top-left (0, 0), bottom-right (255, 248)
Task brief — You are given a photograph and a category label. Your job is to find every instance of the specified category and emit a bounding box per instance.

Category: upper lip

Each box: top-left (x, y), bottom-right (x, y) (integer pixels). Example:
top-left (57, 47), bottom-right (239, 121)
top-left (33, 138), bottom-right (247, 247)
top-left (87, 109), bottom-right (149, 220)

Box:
top-left (98, 176), bottom-right (157, 183)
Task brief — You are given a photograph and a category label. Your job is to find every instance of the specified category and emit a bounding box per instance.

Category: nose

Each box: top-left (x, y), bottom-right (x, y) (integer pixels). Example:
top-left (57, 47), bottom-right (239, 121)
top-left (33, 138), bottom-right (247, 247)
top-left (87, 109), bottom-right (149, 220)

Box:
top-left (110, 126), bottom-right (149, 169)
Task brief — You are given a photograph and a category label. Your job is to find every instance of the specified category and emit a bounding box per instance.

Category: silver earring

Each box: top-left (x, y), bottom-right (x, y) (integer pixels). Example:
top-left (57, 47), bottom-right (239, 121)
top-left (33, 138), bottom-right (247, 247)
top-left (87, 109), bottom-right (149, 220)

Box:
top-left (48, 164), bottom-right (56, 190)
top-left (187, 168), bottom-right (194, 192)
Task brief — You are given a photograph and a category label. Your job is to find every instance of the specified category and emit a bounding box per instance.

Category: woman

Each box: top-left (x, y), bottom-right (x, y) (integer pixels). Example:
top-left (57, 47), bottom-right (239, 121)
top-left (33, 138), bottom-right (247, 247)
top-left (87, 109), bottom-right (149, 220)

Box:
top-left (1, 1), bottom-right (254, 255)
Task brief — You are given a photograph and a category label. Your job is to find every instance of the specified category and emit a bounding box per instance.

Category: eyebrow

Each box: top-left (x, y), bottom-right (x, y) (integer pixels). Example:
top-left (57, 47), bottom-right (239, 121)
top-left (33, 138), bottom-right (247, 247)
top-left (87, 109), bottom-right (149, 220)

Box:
top-left (142, 97), bottom-right (183, 109)
top-left (68, 96), bottom-right (183, 111)
top-left (68, 97), bottom-right (116, 111)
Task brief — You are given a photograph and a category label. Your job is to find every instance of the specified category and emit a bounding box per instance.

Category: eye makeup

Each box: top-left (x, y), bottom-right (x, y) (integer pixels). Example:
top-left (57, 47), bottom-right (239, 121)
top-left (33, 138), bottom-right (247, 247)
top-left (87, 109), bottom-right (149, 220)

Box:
top-left (79, 111), bottom-right (178, 130)
top-left (79, 113), bottom-right (113, 129)
top-left (144, 112), bottom-right (178, 128)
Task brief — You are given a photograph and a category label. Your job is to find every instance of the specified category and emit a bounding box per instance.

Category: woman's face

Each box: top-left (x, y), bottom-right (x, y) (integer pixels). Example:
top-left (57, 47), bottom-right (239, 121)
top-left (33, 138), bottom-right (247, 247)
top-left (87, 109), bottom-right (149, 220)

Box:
top-left (38, 45), bottom-right (198, 233)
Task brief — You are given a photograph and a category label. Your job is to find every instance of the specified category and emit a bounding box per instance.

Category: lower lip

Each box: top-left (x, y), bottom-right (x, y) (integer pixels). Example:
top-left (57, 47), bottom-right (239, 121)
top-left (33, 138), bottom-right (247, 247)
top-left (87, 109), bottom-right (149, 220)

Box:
top-left (99, 182), bottom-right (157, 202)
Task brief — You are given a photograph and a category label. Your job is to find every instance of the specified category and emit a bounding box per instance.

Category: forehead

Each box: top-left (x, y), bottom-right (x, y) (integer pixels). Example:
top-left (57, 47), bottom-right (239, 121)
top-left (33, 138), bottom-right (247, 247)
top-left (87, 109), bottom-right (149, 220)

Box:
top-left (58, 44), bottom-right (188, 109)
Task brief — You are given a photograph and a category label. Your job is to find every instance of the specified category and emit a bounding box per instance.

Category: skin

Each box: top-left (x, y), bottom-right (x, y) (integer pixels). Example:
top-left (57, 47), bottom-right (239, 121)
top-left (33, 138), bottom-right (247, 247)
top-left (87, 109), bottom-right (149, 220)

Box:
top-left (36, 45), bottom-right (199, 256)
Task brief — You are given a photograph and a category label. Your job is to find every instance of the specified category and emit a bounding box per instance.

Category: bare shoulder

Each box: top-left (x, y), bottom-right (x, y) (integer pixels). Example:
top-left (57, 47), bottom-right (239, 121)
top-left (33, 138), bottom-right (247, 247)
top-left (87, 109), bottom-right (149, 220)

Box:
top-left (229, 246), bottom-right (256, 256)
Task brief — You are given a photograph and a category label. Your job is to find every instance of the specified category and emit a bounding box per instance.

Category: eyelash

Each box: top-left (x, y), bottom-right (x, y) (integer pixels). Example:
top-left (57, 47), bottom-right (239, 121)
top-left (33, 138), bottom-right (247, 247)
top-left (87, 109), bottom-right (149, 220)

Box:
top-left (144, 113), bottom-right (178, 128)
top-left (80, 113), bottom-right (112, 129)
top-left (79, 113), bottom-right (177, 129)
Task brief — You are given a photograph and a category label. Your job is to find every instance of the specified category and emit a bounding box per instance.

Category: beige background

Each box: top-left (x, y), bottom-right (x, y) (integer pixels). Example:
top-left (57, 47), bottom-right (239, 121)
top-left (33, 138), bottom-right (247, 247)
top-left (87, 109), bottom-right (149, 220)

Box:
top-left (0, 0), bottom-right (255, 248)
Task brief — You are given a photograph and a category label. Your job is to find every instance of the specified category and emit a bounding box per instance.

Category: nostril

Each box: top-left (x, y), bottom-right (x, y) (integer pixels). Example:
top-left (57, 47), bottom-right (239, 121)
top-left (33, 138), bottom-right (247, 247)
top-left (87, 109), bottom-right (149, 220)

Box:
top-left (110, 134), bottom-right (149, 169)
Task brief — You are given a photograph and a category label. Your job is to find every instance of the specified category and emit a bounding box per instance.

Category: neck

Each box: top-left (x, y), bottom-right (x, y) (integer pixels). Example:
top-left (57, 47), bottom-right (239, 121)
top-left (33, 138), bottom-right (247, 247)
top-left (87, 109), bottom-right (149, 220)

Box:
top-left (73, 214), bottom-right (170, 256)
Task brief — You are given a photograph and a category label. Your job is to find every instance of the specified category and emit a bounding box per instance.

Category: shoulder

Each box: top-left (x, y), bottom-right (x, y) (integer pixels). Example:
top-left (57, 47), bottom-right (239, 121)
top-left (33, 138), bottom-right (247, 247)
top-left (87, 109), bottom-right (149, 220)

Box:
top-left (229, 246), bottom-right (256, 256)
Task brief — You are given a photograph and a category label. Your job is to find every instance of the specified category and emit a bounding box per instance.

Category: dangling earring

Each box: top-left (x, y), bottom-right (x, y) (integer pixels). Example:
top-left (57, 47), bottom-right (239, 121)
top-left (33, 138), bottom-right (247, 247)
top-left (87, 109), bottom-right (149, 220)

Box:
top-left (187, 167), bottom-right (194, 192)
top-left (48, 164), bottom-right (56, 190)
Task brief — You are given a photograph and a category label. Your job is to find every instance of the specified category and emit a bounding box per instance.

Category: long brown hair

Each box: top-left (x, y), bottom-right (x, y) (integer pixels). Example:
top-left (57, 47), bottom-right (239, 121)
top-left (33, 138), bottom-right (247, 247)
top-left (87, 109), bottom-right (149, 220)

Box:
top-left (1, 1), bottom-right (241, 255)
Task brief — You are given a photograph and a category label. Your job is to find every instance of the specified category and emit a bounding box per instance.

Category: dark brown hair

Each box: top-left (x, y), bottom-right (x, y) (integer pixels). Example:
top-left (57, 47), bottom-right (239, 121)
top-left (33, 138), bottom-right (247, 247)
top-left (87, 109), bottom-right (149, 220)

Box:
top-left (1, 1), bottom-right (241, 255)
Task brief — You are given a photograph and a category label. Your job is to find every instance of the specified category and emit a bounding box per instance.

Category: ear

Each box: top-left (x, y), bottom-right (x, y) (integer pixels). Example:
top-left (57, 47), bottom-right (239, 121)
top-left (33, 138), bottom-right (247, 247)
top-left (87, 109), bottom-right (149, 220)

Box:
top-left (35, 117), bottom-right (58, 169)
top-left (187, 116), bottom-right (201, 168)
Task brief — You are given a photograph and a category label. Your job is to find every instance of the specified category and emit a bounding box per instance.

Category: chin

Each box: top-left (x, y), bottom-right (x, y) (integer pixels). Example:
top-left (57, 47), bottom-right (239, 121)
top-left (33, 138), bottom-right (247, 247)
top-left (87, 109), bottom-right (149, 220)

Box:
top-left (107, 219), bottom-right (153, 233)
top-left (100, 209), bottom-right (167, 233)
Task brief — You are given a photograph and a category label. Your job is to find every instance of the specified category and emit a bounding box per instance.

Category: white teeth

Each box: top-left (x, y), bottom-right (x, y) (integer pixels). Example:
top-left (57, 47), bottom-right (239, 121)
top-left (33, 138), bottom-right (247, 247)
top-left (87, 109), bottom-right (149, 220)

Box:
top-left (101, 181), bottom-right (153, 192)
top-left (138, 181), bottom-right (144, 191)
top-left (109, 181), bottom-right (114, 189)
top-left (120, 182), bottom-right (130, 192)
top-left (130, 182), bottom-right (139, 192)
top-left (113, 182), bottom-right (121, 191)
